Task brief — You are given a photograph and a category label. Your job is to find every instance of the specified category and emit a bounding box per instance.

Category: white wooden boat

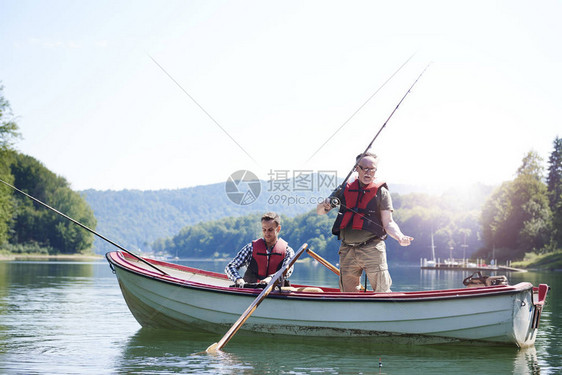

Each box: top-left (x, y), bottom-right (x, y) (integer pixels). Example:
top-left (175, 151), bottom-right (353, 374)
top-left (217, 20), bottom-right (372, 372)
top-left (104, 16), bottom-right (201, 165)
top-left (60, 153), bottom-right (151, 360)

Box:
top-left (106, 250), bottom-right (549, 347)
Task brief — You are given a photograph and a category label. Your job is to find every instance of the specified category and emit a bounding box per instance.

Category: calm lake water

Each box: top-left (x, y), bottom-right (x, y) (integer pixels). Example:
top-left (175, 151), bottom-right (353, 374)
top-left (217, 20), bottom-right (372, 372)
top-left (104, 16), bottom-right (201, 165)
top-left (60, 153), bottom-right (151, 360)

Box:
top-left (0, 258), bottom-right (560, 374)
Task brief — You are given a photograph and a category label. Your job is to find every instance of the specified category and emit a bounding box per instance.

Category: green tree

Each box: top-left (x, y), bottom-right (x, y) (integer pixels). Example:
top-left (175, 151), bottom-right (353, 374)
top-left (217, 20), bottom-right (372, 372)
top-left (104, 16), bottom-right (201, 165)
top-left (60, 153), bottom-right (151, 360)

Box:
top-left (552, 198), bottom-right (562, 249)
top-left (480, 151), bottom-right (551, 260)
top-left (546, 136), bottom-right (562, 207)
top-left (0, 84), bottom-right (21, 246)
top-left (0, 84), bottom-right (21, 150)
top-left (10, 153), bottom-right (97, 254)
top-left (515, 151), bottom-right (551, 253)
top-left (517, 150), bottom-right (544, 179)
top-left (546, 136), bottom-right (562, 248)
top-left (481, 182), bottom-right (513, 251)
top-left (512, 174), bottom-right (551, 252)
top-left (0, 160), bottom-right (14, 246)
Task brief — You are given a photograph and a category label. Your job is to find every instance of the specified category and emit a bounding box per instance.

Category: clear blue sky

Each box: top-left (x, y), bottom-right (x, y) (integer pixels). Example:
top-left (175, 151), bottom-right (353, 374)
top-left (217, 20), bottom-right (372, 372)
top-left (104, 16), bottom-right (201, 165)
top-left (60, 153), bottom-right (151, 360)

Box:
top-left (1, 0), bottom-right (560, 191)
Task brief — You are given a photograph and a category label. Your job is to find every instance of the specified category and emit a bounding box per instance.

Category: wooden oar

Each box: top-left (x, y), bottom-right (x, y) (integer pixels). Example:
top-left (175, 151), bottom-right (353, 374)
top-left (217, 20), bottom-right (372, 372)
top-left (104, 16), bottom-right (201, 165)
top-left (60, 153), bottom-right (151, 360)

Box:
top-left (306, 248), bottom-right (366, 291)
top-left (206, 243), bottom-right (308, 353)
top-left (306, 248), bottom-right (340, 275)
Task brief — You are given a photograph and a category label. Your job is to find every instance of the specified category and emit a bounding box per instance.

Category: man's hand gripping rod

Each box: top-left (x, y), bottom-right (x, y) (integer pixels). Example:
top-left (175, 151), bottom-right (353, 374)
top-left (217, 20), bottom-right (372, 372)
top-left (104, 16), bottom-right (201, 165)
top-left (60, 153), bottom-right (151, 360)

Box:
top-left (328, 64), bottom-right (431, 207)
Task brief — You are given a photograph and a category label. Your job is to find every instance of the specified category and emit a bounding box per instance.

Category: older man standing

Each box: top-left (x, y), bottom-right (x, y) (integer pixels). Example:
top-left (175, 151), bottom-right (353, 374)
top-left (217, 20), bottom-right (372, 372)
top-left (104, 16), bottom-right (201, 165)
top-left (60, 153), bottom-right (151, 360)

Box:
top-left (317, 152), bottom-right (413, 292)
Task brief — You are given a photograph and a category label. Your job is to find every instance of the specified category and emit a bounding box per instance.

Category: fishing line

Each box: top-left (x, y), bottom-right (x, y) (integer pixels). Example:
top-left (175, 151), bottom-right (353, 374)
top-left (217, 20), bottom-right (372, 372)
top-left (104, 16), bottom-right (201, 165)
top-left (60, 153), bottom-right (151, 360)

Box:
top-left (307, 53), bottom-right (417, 162)
top-left (329, 63), bottom-right (431, 207)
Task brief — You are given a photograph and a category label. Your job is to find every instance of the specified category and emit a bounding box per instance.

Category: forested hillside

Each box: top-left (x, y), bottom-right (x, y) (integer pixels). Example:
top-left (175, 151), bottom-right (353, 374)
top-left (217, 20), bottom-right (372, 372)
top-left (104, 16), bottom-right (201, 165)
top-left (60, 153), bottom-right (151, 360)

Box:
top-left (1, 152), bottom-right (97, 254)
top-left (82, 180), bottom-right (335, 254)
top-left (150, 184), bottom-right (493, 264)
top-left (1, 85), bottom-right (96, 255)
top-left (82, 181), bottom-right (464, 256)
top-left (476, 146), bottom-right (562, 261)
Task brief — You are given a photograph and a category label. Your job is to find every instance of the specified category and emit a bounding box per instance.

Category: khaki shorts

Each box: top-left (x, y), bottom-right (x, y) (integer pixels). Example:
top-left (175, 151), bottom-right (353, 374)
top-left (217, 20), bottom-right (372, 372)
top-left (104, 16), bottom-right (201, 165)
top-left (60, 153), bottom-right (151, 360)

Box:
top-left (338, 239), bottom-right (392, 293)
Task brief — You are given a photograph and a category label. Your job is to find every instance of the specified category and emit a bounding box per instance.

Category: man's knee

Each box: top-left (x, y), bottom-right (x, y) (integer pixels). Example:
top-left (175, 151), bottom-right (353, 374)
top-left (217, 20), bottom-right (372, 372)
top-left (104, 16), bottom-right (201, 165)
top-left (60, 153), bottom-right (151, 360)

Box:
top-left (340, 274), bottom-right (362, 292)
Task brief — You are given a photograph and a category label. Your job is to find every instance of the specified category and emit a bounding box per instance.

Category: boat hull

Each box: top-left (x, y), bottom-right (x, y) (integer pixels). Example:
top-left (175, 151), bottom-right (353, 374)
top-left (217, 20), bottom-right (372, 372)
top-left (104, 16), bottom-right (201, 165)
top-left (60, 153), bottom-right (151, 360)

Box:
top-left (107, 251), bottom-right (547, 347)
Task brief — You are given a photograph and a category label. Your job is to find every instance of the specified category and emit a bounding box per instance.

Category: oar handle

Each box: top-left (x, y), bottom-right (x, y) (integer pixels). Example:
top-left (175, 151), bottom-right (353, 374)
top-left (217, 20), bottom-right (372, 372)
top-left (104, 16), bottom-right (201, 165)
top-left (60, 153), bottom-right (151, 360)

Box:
top-left (306, 248), bottom-right (365, 291)
top-left (306, 249), bottom-right (340, 276)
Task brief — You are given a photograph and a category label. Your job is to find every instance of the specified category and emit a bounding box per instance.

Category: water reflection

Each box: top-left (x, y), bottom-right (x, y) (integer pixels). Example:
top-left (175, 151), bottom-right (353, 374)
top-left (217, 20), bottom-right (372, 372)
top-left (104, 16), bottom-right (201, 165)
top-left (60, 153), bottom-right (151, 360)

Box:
top-left (0, 261), bottom-right (96, 288)
top-left (0, 260), bottom-right (138, 375)
top-left (513, 347), bottom-right (540, 374)
top-left (116, 327), bottom-right (548, 375)
top-left (117, 329), bottom-right (253, 374)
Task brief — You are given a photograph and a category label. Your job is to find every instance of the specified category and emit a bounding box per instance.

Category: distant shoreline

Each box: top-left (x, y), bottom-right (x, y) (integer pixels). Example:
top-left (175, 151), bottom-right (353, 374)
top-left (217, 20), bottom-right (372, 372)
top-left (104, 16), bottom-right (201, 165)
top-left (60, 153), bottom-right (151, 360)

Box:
top-left (0, 253), bottom-right (103, 261)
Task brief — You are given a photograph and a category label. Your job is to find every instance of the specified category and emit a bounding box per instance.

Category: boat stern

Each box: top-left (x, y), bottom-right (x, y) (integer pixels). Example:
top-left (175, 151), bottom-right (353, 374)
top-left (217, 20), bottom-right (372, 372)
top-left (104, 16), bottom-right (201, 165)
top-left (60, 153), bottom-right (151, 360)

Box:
top-left (512, 284), bottom-right (550, 348)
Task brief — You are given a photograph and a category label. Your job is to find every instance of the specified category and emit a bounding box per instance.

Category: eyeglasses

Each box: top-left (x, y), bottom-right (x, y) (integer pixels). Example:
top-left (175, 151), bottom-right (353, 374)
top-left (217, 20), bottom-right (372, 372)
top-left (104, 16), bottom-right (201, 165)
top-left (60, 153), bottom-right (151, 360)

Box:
top-left (357, 165), bottom-right (377, 173)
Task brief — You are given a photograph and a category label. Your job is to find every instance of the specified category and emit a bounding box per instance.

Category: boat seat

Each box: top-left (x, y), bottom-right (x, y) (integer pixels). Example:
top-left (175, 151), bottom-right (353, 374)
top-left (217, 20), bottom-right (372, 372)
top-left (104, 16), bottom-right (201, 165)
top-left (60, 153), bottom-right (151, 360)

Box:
top-left (463, 272), bottom-right (508, 288)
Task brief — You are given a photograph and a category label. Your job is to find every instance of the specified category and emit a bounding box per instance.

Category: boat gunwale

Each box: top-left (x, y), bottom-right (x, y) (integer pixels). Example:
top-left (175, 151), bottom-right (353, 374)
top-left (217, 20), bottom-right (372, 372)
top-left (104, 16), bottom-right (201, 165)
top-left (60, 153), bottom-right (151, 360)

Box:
top-left (105, 251), bottom-right (534, 302)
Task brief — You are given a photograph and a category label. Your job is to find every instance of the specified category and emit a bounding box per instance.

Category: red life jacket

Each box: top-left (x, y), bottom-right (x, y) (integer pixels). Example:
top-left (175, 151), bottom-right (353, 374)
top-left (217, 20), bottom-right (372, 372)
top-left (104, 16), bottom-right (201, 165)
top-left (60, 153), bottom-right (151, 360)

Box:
top-left (243, 238), bottom-right (287, 283)
top-left (331, 179), bottom-right (387, 239)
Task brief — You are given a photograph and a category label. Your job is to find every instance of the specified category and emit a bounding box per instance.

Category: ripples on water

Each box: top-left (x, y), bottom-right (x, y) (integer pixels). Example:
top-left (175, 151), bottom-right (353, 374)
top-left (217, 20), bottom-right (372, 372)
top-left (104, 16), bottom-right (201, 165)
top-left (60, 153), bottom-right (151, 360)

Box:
top-left (0, 260), bottom-right (559, 374)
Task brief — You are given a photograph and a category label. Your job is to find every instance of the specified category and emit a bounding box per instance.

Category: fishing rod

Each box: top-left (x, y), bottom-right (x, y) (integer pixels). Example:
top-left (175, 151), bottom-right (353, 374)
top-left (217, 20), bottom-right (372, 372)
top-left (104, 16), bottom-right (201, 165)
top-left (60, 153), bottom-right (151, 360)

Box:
top-left (307, 52), bottom-right (416, 162)
top-left (0, 178), bottom-right (169, 276)
top-left (328, 63), bottom-right (431, 207)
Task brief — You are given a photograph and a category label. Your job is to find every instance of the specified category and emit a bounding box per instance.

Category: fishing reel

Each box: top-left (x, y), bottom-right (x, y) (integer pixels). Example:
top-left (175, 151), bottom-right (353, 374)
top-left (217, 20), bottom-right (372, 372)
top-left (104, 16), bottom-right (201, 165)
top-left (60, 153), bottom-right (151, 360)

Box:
top-left (328, 187), bottom-right (343, 208)
top-left (328, 196), bottom-right (340, 208)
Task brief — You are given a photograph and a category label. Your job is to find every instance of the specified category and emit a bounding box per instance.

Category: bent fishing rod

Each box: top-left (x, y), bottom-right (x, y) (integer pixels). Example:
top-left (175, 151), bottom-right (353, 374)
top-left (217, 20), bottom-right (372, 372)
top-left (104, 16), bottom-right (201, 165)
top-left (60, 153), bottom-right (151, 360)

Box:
top-left (0, 178), bottom-right (168, 276)
top-left (328, 63), bottom-right (431, 207)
